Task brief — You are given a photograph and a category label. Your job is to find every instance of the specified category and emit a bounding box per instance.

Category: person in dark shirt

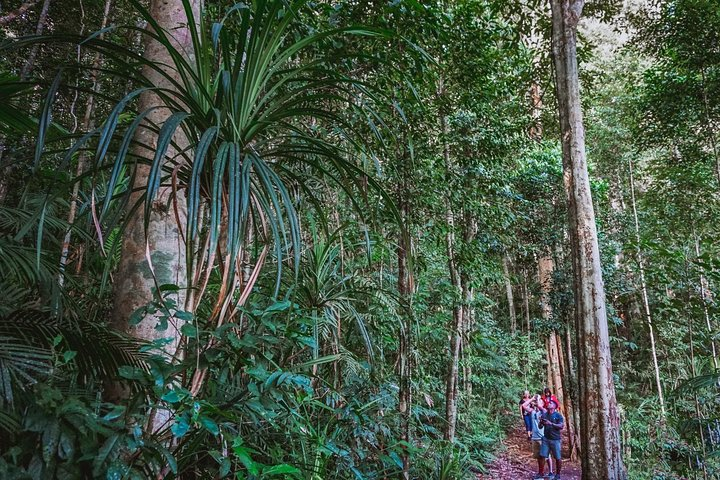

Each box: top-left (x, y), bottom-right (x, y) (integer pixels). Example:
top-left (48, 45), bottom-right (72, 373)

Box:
top-left (538, 400), bottom-right (564, 479)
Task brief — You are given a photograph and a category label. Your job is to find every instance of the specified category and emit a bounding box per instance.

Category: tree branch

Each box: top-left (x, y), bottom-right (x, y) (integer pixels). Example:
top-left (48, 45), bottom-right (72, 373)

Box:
top-left (0, 0), bottom-right (40, 26)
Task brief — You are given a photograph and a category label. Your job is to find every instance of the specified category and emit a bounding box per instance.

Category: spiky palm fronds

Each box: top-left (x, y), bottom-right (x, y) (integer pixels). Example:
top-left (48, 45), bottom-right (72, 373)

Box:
top-left (6, 0), bottom-right (396, 328)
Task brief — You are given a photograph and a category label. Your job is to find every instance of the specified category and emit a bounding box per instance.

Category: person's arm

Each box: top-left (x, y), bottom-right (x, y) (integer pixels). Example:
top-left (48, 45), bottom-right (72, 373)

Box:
top-left (548, 416), bottom-right (565, 431)
top-left (522, 398), bottom-right (534, 414)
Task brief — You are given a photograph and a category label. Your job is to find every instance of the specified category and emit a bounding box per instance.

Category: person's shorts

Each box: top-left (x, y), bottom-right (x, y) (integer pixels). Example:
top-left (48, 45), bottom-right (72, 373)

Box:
top-left (540, 438), bottom-right (561, 459)
top-left (532, 440), bottom-right (542, 459)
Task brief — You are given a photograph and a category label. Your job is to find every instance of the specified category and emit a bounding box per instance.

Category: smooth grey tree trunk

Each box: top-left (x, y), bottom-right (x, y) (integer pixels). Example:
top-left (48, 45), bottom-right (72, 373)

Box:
top-left (110, 0), bottom-right (200, 432)
top-left (550, 0), bottom-right (625, 477)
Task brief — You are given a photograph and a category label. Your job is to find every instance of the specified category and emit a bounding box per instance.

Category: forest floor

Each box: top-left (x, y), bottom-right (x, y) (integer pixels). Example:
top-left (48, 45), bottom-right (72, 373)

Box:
top-left (477, 425), bottom-right (582, 480)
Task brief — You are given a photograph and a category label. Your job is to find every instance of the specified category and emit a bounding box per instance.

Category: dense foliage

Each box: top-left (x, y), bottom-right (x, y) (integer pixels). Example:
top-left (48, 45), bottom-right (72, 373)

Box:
top-left (0, 0), bottom-right (719, 479)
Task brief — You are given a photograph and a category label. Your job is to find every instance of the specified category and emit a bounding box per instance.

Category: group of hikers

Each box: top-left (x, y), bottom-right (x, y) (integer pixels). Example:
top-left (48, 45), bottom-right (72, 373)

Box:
top-left (519, 387), bottom-right (565, 479)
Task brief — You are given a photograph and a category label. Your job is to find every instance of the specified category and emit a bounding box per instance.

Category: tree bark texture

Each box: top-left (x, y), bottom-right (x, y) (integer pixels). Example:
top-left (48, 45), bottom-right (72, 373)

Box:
top-left (397, 237), bottom-right (412, 480)
top-left (557, 329), bottom-right (579, 461)
top-left (550, 0), bottom-right (625, 477)
top-left (565, 322), bottom-right (581, 456)
top-left (440, 106), bottom-right (463, 442)
top-left (443, 194), bottom-right (462, 443)
top-left (111, 0), bottom-right (200, 425)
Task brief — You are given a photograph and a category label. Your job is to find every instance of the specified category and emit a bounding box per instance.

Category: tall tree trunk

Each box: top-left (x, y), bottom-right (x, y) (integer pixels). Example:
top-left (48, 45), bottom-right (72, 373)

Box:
top-left (558, 329), bottom-right (579, 461)
top-left (539, 251), bottom-right (576, 457)
top-left (538, 251), bottom-right (562, 399)
top-left (110, 0), bottom-right (200, 432)
top-left (397, 153), bottom-right (413, 480)
top-left (503, 254), bottom-right (517, 333)
top-left (546, 332), bottom-right (563, 405)
top-left (565, 322), bottom-right (581, 454)
top-left (397, 237), bottom-right (412, 480)
top-left (462, 214), bottom-right (477, 397)
top-left (628, 159), bottom-right (665, 416)
top-left (442, 190), bottom-right (462, 442)
top-left (550, 0), bottom-right (625, 477)
top-left (439, 96), bottom-right (463, 442)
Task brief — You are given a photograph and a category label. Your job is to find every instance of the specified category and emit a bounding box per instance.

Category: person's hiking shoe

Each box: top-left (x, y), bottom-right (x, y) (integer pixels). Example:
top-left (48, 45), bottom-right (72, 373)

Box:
top-left (553, 475), bottom-right (560, 480)
top-left (532, 475), bottom-right (544, 479)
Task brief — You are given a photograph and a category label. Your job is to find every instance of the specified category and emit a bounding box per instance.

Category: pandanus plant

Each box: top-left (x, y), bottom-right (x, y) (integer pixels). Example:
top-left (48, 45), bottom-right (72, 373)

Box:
top-left (10, 0), bottom-right (395, 392)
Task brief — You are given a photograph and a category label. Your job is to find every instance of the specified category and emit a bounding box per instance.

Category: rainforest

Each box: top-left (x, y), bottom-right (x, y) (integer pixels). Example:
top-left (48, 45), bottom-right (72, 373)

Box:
top-left (1, 0), bottom-right (719, 479)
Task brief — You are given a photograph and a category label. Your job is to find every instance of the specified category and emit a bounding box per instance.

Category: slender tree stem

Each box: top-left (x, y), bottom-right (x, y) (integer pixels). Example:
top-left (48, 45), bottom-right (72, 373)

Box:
top-left (628, 159), bottom-right (665, 417)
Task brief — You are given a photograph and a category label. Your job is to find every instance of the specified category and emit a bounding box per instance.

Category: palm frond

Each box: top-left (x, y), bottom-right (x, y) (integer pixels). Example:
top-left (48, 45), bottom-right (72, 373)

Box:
top-left (0, 310), bottom-right (146, 401)
top-left (21, 0), bottom-right (396, 326)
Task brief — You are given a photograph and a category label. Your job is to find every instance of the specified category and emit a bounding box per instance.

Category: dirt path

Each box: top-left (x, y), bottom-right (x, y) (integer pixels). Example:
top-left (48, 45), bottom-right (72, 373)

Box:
top-left (477, 425), bottom-right (582, 480)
